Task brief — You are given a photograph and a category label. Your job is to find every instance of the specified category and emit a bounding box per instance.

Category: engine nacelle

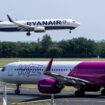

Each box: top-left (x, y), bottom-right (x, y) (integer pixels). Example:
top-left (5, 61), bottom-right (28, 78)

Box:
top-left (38, 78), bottom-right (64, 94)
top-left (34, 27), bottom-right (45, 32)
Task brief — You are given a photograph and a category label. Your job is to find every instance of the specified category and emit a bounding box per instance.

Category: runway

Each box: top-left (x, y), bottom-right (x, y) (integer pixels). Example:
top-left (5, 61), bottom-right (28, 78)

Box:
top-left (0, 87), bottom-right (105, 105)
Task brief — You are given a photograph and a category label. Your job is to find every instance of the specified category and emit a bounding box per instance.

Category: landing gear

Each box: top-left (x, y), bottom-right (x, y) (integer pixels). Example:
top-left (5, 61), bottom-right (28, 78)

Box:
top-left (15, 83), bottom-right (21, 95)
top-left (101, 89), bottom-right (105, 96)
top-left (74, 85), bottom-right (85, 97)
top-left (15, 90), bottom-right (20, 95)
top-left (26, 32), bottom-right (31, 36)
top-left (69, 30), bottom-right (71, 33)
top-left (75, 90), bottom-right (85, 97)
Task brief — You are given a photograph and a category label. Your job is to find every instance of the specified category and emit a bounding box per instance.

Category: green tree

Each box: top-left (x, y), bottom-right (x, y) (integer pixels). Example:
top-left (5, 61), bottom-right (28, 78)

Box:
top-left (41, 34), bottom-right (53, 57)
top-left (47, 44), bottom-right (63, 57)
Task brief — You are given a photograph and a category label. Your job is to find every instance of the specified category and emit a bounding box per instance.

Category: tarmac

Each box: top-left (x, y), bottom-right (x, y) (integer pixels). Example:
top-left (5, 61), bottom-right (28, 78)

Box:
top-left (0, 87), bottom-right (105, 105)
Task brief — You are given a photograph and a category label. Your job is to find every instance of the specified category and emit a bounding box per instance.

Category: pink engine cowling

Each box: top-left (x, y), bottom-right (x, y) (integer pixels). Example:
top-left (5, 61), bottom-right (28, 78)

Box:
top-left (38, 77), bottom-right (64, 94)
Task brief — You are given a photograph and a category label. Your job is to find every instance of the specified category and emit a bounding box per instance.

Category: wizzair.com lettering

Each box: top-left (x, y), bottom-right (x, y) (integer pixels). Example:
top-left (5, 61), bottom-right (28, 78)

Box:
top-left (16, 64), bottom-right (43, 77)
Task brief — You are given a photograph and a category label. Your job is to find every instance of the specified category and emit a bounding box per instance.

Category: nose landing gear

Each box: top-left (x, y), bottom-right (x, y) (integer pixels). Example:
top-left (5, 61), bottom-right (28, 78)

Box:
top-left (15, 83), bottom-right (21, 94)
top-left (69, 30), bottom-right (71, 33)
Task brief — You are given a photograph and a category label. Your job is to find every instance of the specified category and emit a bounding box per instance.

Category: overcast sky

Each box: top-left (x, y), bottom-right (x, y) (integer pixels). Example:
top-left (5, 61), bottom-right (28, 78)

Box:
top-left (0, 0), bottom-right (105, 42)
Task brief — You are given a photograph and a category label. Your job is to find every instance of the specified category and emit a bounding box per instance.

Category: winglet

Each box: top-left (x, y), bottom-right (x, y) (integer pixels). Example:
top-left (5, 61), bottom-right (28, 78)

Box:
top-left (7, 14), bottom-right (14, 23)
top-left (44, 58), bottom-right (53, 75)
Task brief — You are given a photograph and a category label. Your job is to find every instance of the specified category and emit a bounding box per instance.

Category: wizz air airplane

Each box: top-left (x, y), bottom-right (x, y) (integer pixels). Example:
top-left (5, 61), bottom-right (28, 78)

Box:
top-left (0, 15), bottom-right (80, 36)
top-left (1, 58), bottom-right (105, 96)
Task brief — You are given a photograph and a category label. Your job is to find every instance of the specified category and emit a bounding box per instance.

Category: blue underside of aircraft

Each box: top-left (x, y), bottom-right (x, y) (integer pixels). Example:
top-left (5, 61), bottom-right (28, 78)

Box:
top-left (0, 26), bottom-right (75, 32)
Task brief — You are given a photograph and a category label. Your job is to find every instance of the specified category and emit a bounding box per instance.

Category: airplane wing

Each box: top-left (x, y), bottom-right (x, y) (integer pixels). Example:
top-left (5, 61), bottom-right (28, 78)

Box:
top-left (7, 15), bottom-right (34, 31)
top-left (44, 58), bottom-right (92, 86)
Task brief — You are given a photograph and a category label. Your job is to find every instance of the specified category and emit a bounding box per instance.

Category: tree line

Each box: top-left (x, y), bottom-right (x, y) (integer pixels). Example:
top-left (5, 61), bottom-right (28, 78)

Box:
top-left (0, 34), bottom-right (105, 58)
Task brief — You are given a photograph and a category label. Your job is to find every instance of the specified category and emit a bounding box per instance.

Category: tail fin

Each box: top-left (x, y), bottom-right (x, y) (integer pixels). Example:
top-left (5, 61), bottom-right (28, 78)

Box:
top-left (7, 15), bottom-right (13, 22)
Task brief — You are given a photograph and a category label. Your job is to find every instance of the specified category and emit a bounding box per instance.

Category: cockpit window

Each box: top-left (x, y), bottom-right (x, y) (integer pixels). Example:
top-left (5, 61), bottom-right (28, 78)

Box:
top-left (1, 67), bottom-right (5, 72)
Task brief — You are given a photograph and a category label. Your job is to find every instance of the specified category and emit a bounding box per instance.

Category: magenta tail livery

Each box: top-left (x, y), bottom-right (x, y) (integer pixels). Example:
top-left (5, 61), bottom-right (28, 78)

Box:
top-left (1, 59), bottom-right (105, 96)
top-left (0, 15), bottom-right (80, 36)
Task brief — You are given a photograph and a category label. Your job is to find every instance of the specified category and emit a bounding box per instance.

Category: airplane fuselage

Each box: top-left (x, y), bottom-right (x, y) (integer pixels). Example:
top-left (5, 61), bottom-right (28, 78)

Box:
top-left (0, 61), bottom-right (74, 84)
top-left (0, 19), bottom-right (80, 32)
top-left (1, 61), bottom-right (105, 87)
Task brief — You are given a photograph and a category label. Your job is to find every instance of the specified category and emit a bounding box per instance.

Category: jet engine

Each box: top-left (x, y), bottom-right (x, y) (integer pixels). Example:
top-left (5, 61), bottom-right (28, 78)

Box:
top-left (34, 27), bottom-right (45, 32)
top-left (38, 78), bottom-right (64, 94)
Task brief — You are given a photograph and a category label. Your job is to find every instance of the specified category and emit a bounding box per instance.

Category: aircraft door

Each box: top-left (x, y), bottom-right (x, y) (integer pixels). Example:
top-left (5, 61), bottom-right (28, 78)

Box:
top-left (8, 66), bottom-right (14, 76)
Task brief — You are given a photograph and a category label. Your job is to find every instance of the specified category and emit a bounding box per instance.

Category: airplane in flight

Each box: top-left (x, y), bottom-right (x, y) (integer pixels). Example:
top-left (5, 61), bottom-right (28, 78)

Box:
top-left (1, 58), bottom-right (105, 96)
top-left (0, 15), bottom-right (80, 36)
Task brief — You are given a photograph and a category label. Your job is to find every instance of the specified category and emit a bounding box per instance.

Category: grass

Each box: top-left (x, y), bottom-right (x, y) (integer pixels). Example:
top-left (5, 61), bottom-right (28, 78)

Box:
top-left (6, 83), bottom-right (76, 92)
top-left (13, 102), bottom-right (56, 105)
top-left (21, 84), bottom-right (76, 92)
top-left (0, 57), bottom-right (105, 67)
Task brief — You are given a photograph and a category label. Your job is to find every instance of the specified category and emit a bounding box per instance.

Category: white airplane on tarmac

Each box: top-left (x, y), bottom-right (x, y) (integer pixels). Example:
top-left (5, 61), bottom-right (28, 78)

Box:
top-left (0, 15), bottom-right (80, 36)
top-left (1, 58), bottom-right (105, 97)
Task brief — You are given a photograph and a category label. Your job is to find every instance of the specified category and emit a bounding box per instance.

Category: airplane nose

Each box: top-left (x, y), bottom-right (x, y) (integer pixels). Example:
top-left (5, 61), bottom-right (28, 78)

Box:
top-left (76, 22), bottom-right (80, 27)
top-left (0, 67), bottom-right (5, 81)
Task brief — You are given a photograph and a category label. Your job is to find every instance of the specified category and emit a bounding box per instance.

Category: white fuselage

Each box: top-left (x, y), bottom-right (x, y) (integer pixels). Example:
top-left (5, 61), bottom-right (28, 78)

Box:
top-left (0, 19), bottom-right (80, 32)
top-left (0, 61), bottom-right (80, 84)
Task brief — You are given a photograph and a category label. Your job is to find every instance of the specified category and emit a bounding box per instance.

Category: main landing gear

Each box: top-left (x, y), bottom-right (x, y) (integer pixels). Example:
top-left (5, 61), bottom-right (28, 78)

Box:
top-left (15, 83), bottom-right (21, 95)
top-left (74, 85), bottom-right (85, 97)
top-left (101, 88), bottom-right (105, 96)
top-left (26, 32), bottom-right (31, 36)
top-left (75, 90), bottom-right (85, 97)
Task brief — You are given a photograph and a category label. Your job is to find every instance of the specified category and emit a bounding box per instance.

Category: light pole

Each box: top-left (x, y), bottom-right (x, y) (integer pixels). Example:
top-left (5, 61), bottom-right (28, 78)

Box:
top-left (2, 83), bottom-right (7, 105)
top-left (51, 94), bottom-right (54, 105)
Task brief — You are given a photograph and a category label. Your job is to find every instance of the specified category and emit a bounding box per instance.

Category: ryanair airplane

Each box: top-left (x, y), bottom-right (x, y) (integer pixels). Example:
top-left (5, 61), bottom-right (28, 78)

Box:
top-left (0, 15), bottom-right (80, 36)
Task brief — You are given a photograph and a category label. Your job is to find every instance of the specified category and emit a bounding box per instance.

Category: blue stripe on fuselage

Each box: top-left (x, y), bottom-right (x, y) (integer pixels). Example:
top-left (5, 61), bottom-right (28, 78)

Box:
top-left (45, 26), bottom-right (75, 30)
top-left (0, 26), bottom-right (75, 32)
top-left (0, 27), bottom-right (20, 32)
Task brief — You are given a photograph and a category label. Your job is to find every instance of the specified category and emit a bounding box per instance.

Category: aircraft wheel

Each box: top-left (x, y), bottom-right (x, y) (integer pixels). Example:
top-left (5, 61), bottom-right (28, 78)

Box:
top-left (26, 32), bottom-right (31, 36)
top-left (101, 89), bottom-right (105, 96)
top-left (69, 30), bottom-right (71, 33)
top-left (75, 90), bottom-right (85, 97)
top-left (15, 90), bottom-right (20, 95)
